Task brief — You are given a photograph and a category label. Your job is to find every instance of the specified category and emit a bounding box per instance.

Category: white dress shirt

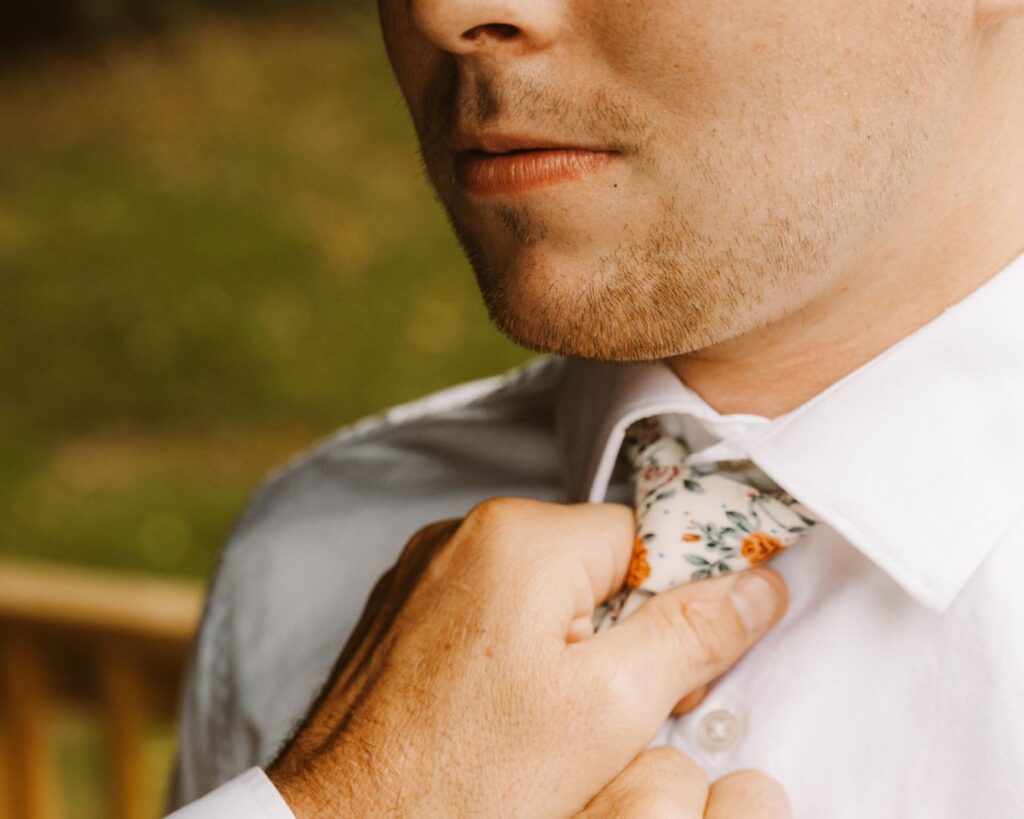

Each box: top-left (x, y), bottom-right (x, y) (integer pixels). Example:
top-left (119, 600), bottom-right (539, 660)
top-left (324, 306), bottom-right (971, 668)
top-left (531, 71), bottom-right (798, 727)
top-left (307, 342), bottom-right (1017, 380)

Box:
top-left (169, 248), bottom-right (1024, 818)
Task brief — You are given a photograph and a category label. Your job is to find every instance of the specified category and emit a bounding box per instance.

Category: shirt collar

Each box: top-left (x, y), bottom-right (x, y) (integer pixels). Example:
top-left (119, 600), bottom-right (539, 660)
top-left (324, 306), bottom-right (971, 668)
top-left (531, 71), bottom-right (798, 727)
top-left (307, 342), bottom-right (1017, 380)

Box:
top-left (555, 248), bottom-right (1024, 612)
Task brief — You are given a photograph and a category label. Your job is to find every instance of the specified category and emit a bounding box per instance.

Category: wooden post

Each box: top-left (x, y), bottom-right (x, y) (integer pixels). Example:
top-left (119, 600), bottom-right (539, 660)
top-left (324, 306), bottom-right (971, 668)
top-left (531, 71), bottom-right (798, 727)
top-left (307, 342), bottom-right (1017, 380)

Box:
top-left (100, 651), bottom-right (149, 819)
top-left (0, 561), bottom-right (202, 817)
top-left (0, 634), bottom-right (59, 819)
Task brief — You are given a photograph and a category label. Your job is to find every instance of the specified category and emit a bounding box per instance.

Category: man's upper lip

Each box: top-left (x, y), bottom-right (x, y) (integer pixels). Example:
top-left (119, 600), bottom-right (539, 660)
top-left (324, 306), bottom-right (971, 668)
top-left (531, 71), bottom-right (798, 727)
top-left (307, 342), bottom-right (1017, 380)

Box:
top-left (453, 131), bottom-right (613, 155)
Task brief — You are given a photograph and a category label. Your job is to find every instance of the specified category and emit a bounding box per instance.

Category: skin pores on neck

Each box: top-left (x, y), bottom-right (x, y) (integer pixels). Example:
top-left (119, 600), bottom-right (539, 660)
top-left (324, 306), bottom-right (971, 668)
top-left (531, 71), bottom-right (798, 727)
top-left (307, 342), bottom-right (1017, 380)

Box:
top-left (380, 0), bottom-right (1024, 418)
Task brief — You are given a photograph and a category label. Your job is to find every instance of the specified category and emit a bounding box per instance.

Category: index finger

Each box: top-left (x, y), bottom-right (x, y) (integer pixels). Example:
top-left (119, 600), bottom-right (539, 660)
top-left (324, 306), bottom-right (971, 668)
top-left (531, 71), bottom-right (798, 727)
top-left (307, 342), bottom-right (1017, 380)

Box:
top-left (471, 499), bottom-right (635, 635)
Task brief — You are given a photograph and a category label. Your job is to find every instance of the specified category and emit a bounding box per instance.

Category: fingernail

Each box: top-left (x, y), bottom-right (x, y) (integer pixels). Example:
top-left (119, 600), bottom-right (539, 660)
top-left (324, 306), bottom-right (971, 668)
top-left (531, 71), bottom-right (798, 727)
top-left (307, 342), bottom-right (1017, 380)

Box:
top-left (729, 570), bottom-right (780, 636)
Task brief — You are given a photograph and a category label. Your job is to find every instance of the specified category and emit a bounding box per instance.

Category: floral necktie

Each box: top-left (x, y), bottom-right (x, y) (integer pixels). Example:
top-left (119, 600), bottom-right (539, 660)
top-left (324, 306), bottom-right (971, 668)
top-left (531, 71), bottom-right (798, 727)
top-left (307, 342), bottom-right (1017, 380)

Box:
top-left (593, 416), bottom-right (817, 631)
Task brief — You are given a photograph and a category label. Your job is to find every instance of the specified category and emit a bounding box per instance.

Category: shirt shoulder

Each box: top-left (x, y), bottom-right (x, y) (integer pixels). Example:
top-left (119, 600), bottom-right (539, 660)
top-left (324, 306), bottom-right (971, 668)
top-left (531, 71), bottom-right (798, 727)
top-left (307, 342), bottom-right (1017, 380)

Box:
top-left (173, 356), bottom-right (570, 803)
top-left (234, 354), bottom-right (568, 542)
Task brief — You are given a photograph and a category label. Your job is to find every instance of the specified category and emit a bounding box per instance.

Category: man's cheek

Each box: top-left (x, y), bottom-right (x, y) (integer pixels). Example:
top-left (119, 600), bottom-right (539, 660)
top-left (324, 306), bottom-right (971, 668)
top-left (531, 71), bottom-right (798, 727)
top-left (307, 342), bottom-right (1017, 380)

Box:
top-left (379, 7), bottom-right (439, 108)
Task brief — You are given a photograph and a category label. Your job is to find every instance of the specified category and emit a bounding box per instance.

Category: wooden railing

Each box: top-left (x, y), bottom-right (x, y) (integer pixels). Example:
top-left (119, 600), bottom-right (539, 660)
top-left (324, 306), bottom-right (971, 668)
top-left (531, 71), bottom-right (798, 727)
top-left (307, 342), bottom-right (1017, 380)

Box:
top-left (0, 560), bottom-right (203, 819)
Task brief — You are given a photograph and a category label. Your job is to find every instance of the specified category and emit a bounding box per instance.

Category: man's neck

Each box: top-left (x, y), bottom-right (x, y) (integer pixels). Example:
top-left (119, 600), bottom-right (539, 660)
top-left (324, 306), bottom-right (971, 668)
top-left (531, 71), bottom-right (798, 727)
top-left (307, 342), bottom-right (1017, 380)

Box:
top-left (668, 24), bottom-right (1024, 420)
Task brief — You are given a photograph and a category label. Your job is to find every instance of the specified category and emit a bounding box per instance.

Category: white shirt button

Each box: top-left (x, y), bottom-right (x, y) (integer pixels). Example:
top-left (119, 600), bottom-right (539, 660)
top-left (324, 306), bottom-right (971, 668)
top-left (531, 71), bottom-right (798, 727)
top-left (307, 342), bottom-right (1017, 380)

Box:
top-left (697, 708), bottom-right (743, 752)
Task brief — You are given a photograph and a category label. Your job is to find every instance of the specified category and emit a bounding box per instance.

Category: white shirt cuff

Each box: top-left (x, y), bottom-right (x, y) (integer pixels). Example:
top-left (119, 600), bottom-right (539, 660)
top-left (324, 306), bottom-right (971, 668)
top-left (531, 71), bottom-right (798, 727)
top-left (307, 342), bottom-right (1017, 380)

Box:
top-left (166, 767), bottom-right (296, 819)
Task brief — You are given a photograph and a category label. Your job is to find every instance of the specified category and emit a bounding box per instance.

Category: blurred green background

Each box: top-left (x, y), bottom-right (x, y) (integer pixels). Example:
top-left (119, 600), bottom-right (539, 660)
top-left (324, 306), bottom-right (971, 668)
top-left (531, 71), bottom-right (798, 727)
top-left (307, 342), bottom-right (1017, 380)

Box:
top-left (1, 3), bottom-right (530, 582)
top-left (0, 4), bottom-right (529, 816)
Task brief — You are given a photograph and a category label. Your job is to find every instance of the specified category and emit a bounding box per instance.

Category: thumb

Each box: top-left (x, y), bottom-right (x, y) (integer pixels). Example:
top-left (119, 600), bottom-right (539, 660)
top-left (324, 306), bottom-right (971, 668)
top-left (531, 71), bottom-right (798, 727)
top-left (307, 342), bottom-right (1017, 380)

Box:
top-left (583, 568), bottom-right (787, 731)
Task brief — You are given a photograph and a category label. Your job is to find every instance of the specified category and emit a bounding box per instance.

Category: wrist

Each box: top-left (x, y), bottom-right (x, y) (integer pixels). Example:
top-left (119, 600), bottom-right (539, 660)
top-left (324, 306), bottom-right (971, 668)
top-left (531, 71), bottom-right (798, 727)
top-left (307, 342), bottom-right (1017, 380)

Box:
top-left (267, 741), bottom-right (365, 819)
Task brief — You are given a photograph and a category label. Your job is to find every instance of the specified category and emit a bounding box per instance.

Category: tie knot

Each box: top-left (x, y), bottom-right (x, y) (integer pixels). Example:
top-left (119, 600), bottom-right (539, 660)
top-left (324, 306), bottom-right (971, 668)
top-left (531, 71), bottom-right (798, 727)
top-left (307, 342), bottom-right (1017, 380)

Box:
top-left (624, 415), bottom-right (789, 495)
top-left (628, 417), bottom-right (815, 572)
top-left (594, 414), bottom-right (817, 631)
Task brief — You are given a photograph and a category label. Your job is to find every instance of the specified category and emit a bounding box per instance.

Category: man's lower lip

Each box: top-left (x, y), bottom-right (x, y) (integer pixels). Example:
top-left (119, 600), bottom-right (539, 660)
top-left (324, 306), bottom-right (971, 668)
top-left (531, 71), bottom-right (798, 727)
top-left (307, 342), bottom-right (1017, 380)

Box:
top-left (455, 149), bottom-right (617, 195)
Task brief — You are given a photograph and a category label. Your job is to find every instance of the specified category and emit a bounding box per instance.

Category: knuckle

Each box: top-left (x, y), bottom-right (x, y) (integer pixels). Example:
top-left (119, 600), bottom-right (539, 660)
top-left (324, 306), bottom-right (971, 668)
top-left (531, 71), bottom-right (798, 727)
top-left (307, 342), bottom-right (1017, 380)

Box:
top-left (405, 518), bottom-right (458, 552)
top-left (366, 565), bottom-right (396, 603)
top-left (391, 526), bottom-right (469, 608)
top-left (412, 497), bottom-right (541, 594)
top-left (464, 495), bottom-right (529, 528)
top-left (457, 496), bottom-right (543, 564)
top-left (400, 519), bottom-right (460, 574)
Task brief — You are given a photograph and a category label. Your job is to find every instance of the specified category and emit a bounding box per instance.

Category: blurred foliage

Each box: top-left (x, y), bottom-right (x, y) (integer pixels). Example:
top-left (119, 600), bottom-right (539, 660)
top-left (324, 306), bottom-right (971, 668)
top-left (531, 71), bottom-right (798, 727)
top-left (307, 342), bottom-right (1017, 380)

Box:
top-left (2, 0), bottom-right (359, 54)
top-left (0, 8), bottom-right (530, 580)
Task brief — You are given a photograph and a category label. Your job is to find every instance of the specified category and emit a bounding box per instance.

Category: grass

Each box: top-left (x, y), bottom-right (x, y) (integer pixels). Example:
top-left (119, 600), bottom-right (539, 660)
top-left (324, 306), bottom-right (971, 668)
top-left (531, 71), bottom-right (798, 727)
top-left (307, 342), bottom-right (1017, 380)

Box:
top-left (0, 9), bottom-right (531, 581)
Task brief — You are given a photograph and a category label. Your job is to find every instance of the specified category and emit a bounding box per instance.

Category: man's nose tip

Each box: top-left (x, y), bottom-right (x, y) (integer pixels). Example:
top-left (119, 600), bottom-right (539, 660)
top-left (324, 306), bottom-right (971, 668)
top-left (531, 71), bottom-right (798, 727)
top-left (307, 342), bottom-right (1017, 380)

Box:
top-left (410, 0), bottom-right (561, 55)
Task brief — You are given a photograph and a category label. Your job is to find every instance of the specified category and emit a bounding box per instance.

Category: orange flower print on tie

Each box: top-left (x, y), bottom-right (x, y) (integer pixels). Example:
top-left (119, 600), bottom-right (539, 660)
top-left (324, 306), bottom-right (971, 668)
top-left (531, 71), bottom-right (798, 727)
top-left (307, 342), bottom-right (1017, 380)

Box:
top-left (740, 532), bottom-right (786, 564)
top-left (625, 536), bottom-right (652, 588)
top-left (591, 416), bottom-right (819, 633)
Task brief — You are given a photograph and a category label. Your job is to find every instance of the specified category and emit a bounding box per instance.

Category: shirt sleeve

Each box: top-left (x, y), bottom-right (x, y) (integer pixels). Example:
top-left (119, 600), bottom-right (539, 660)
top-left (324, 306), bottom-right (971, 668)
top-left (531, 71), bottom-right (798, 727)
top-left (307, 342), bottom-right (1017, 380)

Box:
top-left (169, 548), bottom-right (264, 805)
top-left (166, 768), bottom-right (296, 819)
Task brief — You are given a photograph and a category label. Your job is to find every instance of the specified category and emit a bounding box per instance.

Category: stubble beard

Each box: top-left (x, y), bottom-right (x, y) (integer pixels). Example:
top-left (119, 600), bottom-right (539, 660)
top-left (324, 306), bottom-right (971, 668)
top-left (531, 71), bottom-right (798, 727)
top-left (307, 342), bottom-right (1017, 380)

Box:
top-left (418, 75), bottom-right (813, 362)
top-left (446, 194), bottom-right (805, 362)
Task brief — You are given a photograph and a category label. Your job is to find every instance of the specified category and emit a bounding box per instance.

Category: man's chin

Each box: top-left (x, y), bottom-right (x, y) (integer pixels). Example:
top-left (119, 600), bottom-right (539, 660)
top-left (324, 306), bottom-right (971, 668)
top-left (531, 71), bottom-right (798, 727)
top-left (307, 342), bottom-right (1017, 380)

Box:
top-left (473, 254), bottom-right (616, 357)
top-left (461, 225), bottom-right (731, 362)
top-left (485, 314), bottom-right (689, 362)
top-left (477, 278), bottom-right (705, 363)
